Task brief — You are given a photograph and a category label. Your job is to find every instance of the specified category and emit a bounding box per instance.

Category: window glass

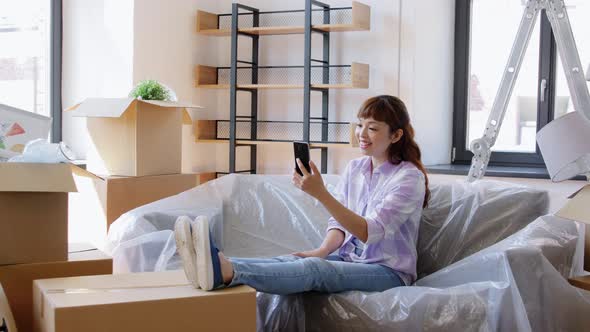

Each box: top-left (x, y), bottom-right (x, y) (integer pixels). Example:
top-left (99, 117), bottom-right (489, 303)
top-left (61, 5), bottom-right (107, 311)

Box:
top-left (468, 0), bottom-right (539, 153)
top-left (0, 0), bottom-right (51, 116)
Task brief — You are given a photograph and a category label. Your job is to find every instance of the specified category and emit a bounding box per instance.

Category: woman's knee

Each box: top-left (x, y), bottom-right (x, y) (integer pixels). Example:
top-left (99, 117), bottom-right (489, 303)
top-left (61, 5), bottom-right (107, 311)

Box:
top-left (301, 257), bottom-right (332, 275)
top-left (276, 254), bottom-right (301, 262)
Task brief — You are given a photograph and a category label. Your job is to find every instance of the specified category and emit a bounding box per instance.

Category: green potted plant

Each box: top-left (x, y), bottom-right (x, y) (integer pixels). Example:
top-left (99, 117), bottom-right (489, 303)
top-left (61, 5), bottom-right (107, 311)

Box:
top-left (129, 80), bottom-right (176, 101)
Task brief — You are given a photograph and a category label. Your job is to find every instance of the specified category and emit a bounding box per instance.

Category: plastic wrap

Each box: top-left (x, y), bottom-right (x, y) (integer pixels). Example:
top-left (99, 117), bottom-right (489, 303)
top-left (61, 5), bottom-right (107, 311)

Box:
top-left (417, 179), bottom-right (550, 278)
top-left (105, 175), bottom-right (340, 272)
top-left (105, 175), bottom-right (590, 331)
top-left (264, 216), bottom-right (587, 331)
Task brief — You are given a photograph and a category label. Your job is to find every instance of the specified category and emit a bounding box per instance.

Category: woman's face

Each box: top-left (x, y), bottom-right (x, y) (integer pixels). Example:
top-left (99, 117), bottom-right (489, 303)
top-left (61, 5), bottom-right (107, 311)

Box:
top-left (355, 117), bottom-right (402, 161)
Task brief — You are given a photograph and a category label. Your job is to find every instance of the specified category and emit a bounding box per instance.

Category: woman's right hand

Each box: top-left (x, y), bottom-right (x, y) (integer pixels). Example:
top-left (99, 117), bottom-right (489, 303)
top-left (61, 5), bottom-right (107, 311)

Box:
top-left (292, 247), bottom-right (330, 259)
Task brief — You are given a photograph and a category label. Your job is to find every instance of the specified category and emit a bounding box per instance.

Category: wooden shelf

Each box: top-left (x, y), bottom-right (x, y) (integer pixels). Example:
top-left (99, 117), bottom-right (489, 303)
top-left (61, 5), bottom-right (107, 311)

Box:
top-left (194, 120), bottom-right (359, 148)
top-left (196, 1), bottom-right (370, 36)
top-left (197, 172), bottom-right (218, 184)
top-left (194, 63), bottom-right (369, 89)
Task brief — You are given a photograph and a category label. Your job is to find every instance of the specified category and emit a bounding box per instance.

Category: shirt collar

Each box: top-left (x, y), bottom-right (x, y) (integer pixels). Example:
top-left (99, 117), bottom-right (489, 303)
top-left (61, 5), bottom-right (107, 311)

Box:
top-left (361, 157), bottom-right (398, 179)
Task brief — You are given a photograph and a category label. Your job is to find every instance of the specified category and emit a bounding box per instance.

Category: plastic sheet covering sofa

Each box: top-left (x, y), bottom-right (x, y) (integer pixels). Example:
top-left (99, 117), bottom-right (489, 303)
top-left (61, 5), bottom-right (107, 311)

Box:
top-left (104, 175), bottom-right (590, 331)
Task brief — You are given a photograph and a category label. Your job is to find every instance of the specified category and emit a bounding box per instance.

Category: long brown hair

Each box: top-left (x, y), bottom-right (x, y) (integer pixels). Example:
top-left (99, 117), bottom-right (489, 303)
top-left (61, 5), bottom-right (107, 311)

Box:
top-left (357, 95), bottom-right (430, 208)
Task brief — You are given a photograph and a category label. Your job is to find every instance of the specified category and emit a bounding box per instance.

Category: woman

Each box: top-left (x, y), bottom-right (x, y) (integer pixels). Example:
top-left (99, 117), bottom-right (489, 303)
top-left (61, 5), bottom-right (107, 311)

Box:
top-left (175, 95), bottom-right (430, 294)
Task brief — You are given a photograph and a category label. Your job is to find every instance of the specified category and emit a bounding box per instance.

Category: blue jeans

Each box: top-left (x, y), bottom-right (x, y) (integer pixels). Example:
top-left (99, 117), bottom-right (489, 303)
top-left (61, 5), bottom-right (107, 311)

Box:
top-left (226, 255), bottom-right (404, 295)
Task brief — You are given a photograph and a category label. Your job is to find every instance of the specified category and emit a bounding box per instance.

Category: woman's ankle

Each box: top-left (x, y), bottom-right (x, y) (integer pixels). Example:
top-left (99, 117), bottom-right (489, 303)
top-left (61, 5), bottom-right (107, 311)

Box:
top-left (218, 252), bottom-right (234, 284)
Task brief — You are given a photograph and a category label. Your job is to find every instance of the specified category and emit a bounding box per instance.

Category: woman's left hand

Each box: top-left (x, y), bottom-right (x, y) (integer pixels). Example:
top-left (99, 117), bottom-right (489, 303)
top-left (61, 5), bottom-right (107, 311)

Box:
top-left (292, 159), bottom-right (328, 200)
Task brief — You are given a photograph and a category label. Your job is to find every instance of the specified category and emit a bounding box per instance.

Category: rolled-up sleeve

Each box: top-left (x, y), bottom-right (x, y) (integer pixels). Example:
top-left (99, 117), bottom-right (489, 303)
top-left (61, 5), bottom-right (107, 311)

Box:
top-left (364, 170), bottom-right (425, 245)
top-left (326, 163), bottom-right (351, 234)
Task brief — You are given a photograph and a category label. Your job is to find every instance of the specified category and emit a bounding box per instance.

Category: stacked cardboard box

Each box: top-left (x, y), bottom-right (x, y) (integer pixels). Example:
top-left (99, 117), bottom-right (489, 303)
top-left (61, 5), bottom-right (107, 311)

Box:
top-left (0, 245), bottom-right (113, 331)
top-left (0, 163), bottom-right (76, 265)
top-left (66, 98), bottom-right (216, 246)
top-left (0, 98), bottom-right (255, 331)
top-left (66, 98), bottom-right (198, 177)
top-left (0, 162), bottom-right (113, 330)
top-left (69, 168), bottom-right (215, 247)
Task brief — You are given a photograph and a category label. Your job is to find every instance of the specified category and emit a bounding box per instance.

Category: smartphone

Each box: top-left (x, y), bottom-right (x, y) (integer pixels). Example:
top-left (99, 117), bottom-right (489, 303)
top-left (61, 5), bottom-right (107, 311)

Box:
top-left (293, 141), bottom-right (311, 176)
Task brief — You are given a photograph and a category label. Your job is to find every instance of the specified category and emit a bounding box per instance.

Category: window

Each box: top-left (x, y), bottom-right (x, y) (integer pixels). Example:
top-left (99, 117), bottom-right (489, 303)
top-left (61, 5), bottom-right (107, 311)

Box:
top-left (453, 0), bottom-right (589, 167)
top-left (0, 0), bottom-right (61, 142)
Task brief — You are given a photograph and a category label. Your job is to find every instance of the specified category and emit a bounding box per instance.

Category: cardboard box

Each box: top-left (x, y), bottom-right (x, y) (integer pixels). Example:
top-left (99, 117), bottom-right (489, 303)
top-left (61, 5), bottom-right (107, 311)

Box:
top-left (0, 163), bottom-right (77, 265)
top-left (67, 98), bottom-right (200, 177)
top-left (0, 245), bottom-right (112, 332)
top-left (0, 284), bottom-right (17, 332)
top-left (569, 275), bottom-right (590, 291)
top-left (556, 184), bottom-right (590, 270)
top-left (69, 169), bottom-right (213, 247)
top-left (33, 270), bottom-right (256, 332)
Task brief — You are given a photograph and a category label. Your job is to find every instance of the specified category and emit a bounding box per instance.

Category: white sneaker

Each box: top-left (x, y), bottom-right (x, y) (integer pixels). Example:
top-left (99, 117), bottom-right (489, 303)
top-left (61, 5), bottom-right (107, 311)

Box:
top-left (174, 216), bottom-right (199, 289)
top-left (191, 216), bottom-right (224, 291)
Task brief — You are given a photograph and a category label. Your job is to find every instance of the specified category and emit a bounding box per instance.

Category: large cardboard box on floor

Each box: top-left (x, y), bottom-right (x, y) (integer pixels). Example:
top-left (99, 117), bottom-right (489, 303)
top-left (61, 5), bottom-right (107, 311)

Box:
top-left (0, 244), bottom-right (112, 332)
top-left (69, 168), bottom-right (213, 247)
top-left (0, 163), bottom-right (76, 265)
top-left (67, 98), bottom-right (200, 177)
top-left (556, 184), bottom-right (590, 270)
top-left (33, 270), bottom-right (256, 332)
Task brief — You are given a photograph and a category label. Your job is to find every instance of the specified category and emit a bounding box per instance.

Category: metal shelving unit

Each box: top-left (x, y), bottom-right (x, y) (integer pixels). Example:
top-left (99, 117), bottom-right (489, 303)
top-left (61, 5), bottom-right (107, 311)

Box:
top-left (195, 0), bottom-right (370, 175)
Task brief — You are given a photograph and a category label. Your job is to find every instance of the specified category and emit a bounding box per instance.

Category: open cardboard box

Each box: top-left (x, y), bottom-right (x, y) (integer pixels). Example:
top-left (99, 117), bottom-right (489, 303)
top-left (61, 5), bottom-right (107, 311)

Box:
top-left (33, 270), bottom-right (256, 332)
top-left (67, 98), bottom-right (201, 177)
top-left (0, 244), bottom-right (112, 332)
top-left (0, 163), bottom-right (76, 265)
top-left (556, 184), bottom-right (590, 270)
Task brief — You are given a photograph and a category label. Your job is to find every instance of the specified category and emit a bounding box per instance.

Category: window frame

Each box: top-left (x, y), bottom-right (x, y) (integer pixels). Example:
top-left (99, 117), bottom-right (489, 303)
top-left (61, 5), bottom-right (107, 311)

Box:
top-left (50, 0), bottom-right (62, 143)
top-left (452, 0), bottom-right (558, 167)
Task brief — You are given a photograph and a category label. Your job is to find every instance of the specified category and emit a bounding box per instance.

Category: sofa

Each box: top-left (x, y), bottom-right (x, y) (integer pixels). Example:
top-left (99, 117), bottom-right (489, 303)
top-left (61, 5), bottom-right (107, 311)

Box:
top-left (105, 174), bottom-right (590, 331)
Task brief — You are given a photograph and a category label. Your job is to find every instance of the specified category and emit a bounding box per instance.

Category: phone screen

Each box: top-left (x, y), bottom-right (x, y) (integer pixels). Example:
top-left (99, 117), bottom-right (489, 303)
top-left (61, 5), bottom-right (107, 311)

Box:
top-left (293, 142), bottom-right (311, 176)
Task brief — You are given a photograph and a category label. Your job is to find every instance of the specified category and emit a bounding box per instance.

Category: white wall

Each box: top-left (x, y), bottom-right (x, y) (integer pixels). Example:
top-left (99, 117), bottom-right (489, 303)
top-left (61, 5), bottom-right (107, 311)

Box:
top-left (62, 0), bottom-right (134, 158)
top-left (62, 0), bottom-right (456, 173)
top-left (400, 0), bottom-right (455, 165)
top-left (131, 0), bottom-right (221, 173)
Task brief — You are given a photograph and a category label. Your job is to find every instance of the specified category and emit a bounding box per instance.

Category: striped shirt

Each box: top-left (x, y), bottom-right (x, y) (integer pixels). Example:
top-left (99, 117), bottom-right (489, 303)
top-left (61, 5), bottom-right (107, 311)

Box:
top-left (327, 156), bottom-right (425, 285)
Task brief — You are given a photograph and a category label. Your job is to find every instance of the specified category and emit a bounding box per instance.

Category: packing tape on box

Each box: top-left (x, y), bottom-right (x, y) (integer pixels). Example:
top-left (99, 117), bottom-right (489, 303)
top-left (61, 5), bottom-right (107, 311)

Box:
top-left (39, 282), bottom-right (193, 319)
top-left (45, 283), bottom-right (191, 294)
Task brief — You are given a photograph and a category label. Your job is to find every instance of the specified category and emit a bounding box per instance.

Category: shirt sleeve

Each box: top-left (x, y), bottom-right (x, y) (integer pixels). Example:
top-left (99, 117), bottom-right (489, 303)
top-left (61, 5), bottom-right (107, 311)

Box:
top-left (326, 162), bottom-right (352, 234)
top-left (364, 170), bottom-right (425, 245)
